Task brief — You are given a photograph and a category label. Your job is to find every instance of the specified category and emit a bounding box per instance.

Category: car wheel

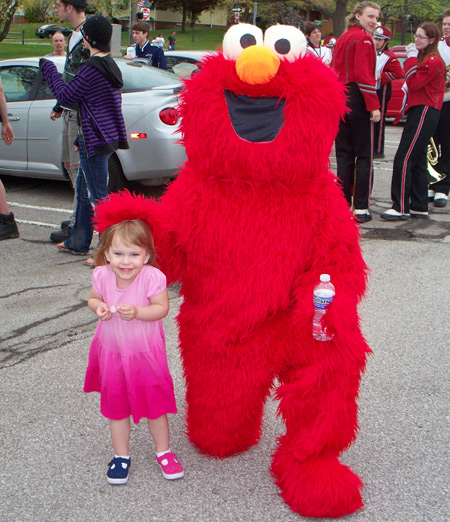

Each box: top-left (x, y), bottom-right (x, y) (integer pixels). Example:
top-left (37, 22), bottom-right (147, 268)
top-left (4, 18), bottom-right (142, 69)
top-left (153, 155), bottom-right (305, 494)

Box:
top-left (108, 154), bottom-right (128, 193)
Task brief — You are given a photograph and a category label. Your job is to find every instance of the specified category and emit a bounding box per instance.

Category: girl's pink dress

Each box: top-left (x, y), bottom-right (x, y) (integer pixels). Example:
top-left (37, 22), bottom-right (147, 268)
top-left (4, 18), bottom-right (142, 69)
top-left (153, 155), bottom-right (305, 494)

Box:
top-left (84, 264), bottom-right (177, 423)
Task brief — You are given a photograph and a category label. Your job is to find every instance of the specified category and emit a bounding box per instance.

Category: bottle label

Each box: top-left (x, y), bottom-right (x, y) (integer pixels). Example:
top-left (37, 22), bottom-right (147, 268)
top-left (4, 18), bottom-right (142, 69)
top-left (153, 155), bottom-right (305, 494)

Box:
top-left (313, 294), bottom-right (333, 309)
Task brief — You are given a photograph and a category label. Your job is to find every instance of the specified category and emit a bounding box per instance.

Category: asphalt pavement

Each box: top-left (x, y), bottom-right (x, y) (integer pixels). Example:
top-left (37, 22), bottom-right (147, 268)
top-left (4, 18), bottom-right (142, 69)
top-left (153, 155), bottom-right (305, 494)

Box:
top-left (1, 123), bottom-right (449, 521)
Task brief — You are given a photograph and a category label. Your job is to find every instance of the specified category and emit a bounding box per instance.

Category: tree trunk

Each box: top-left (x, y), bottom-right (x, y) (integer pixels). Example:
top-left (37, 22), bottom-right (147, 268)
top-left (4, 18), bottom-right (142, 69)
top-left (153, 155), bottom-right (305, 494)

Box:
top-left (401, 0), bottom-right (409, 45)
top-left (333, 0), bottom-right (349, 37)
top-left (181, 6), bottom-right (187, 32)
top-left (0, 1), bottom-right (18, 43)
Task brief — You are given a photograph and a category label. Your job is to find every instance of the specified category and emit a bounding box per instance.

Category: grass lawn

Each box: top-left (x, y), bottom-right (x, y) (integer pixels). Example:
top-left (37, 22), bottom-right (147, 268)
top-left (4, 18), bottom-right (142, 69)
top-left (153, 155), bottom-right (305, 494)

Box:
top-left (0, 22), bottom-right (227, 60)
top-left (0, 21), bottom-right (413, 61)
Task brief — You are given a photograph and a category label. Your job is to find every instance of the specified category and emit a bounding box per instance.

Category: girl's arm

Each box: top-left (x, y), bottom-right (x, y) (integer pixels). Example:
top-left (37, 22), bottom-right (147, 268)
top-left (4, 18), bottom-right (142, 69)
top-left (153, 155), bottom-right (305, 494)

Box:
top-left (0, 78), bottom-right (14, 144)
top-left (88, 286), bottom-right (112, 321)
top-left (40, 59), bottom-right (92, 107)
top-left (404, 55), bottom-right (442, 92)
top-left (118, 289), bottom-right (169, 322)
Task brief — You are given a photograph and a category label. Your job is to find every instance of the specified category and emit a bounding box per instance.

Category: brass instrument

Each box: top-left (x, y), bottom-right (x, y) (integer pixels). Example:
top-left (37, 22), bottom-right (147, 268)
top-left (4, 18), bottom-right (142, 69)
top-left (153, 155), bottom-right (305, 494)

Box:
top-left (427, 137), bottom-right (446, 184)
top-left (445, 64), bottom-right (450, 95)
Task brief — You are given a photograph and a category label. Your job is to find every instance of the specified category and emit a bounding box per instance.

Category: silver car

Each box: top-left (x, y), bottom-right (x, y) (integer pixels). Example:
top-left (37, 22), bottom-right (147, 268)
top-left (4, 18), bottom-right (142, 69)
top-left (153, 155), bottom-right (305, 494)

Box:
top-left (164, 50), bottom-right (217, 77)
top-left (0, 57), bottom-right (186, 188)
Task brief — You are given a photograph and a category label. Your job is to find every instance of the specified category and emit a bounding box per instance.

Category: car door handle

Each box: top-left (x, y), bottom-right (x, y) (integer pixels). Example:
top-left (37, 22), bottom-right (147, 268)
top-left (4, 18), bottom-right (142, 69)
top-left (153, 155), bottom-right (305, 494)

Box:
top-left (8, 114), bottom-right (20, 121)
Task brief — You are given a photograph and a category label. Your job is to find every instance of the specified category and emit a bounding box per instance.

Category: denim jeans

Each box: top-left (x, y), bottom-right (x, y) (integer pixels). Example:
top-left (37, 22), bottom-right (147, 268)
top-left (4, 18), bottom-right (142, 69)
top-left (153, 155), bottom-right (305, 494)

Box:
top-left (64, 134), bottom-right (111, 254)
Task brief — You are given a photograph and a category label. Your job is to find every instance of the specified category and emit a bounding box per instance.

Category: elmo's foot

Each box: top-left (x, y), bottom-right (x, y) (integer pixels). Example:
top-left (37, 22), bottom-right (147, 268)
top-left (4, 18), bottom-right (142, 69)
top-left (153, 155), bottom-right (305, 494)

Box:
top-left (271, 453), bottom-right (364, 518)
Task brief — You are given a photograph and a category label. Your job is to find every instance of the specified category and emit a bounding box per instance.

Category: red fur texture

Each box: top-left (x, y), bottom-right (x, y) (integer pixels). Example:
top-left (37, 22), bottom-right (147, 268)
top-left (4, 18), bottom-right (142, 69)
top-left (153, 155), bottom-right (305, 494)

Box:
top-left (95, 46), bottom-right (371, 518)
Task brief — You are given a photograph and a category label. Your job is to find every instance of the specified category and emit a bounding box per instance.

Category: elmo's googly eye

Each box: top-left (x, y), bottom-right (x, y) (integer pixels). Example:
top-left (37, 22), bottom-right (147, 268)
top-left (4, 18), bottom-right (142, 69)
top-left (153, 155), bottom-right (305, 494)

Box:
top-left (223, 23), bottom-right (264, 61)
top-left (264, 25), bottom-right (306, 62)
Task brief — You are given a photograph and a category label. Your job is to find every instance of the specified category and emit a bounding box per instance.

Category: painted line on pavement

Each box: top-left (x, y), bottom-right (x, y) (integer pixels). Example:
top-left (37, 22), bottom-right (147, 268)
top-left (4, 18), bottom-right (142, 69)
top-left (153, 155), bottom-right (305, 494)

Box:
top-left (15, 219), bottom-right (60, 229)
top-left (8, 202), bottom-right (72, 213)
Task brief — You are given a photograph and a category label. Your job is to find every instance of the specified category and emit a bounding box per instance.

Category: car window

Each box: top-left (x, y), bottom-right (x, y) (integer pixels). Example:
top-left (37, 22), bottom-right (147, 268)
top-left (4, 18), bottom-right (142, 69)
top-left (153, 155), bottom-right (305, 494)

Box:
top-left (35, 76), bottom-right (55, 100)
top-left (0, 66), bottom-right (37, 102)
top-left (165, 56), bottom-right (199, 69)
top-left (116, 60), bottom-right (181, 92)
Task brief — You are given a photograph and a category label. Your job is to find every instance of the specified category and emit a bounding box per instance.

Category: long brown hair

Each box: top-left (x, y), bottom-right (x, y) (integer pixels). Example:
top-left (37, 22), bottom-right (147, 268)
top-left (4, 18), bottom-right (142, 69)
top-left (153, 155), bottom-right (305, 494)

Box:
top-left (93, 219), bottom-right (158, 267)
top-left (417, 23), bottom-right (441, 65)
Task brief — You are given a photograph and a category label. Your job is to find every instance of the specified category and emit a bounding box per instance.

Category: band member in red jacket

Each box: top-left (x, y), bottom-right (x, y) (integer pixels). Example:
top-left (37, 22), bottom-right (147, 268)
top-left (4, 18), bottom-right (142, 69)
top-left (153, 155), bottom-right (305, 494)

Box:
top-left (333, 1), bottom-right (381, 223)
top-left (381, 23), bottom-right (445, 220)
top-left (373, 25), bottom-right (403, 158)
top-left (430, 9), bottom-right (450, 207)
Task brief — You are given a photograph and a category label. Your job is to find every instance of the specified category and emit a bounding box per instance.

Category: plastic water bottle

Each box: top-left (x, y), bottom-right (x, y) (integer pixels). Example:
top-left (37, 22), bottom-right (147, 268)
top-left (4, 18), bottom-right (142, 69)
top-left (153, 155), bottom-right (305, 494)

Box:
top-left (312, 274), bottom-right (335, 341)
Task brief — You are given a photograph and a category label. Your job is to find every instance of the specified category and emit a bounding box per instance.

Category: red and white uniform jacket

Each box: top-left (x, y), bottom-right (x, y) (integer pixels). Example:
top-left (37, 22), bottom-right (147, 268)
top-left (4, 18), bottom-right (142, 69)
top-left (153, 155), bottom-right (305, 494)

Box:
top-left (376, 49), bottom-right (403, 89)
top-left (403, 55), bottom-right (445, 112)
top-left (332, 25), bottom-right (379, 111)
top-left (306, 43), bottom-right (332, 66)
top-left (438, 38), bottom-right (450, 102)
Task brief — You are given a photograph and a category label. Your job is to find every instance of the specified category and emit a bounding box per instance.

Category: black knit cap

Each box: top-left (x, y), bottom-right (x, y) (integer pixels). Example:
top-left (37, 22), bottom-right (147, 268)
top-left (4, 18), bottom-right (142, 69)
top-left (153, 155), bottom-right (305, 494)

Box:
top-left (64, 0), bottom-right (87, 7)
top-left (81, 15), bottom-right (112, 52)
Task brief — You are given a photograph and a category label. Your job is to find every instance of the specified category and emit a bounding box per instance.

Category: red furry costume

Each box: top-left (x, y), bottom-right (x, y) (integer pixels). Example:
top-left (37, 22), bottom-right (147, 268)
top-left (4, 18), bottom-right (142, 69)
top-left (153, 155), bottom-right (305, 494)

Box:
top-left (94, 24), bottom-right (371, 518)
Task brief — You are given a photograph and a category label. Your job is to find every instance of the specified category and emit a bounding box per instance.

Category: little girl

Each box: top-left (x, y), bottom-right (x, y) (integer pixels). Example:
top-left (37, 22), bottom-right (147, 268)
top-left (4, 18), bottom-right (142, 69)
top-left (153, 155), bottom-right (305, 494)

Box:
top-left (84, 201), bottom-right (183, 485)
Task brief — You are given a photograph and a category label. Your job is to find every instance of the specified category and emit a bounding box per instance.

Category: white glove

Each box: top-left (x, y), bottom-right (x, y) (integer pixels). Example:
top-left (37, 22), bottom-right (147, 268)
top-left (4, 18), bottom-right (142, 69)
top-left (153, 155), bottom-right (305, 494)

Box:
top-left (405, 43), bottom-right (418, 58)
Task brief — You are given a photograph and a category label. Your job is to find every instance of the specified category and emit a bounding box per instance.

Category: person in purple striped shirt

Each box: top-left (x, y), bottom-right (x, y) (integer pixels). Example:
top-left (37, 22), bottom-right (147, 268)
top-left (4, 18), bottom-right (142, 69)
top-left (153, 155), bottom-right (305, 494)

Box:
top-left (40, 15), bottom-right (129, 265)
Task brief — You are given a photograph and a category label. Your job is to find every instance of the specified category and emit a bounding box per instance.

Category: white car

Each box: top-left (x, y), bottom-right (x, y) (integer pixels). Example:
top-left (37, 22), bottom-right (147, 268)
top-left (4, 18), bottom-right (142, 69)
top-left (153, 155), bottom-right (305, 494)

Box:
top-left (0, 57), bottom-right (187, 189)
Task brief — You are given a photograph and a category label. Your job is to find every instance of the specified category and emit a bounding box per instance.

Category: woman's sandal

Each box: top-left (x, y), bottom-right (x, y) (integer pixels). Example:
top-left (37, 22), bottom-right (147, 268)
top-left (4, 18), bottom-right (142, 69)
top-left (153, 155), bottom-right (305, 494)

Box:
top-left (57, 242), bottom-right (88, 256)
top-left (84, 257), bottom-right (95, 267)
top-left (56, 242), bottom-right (70, 252)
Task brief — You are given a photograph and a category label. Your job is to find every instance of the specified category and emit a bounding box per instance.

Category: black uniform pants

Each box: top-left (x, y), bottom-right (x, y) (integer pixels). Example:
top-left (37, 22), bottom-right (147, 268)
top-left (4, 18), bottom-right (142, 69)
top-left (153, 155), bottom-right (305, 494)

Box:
top-left (391, 105), bottom-right (440, 214)
top-left (431, 100), bottom-right (450, 195)
top-left (374, 83), bottom-right (392, 155)
top-left (335, 83), bottom-right (374, 210)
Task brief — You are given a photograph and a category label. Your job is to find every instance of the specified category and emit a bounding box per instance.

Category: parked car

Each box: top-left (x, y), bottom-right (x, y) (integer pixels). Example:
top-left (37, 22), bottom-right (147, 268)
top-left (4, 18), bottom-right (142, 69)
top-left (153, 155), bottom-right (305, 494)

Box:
top-left (0, 57), bottom-right (186, 189)
top-left (35, 24), bottom-right (73, 39)
top-left (386, 45), bottom-right (407, 119)
top-left (164, 50), bottom-right (217, 77)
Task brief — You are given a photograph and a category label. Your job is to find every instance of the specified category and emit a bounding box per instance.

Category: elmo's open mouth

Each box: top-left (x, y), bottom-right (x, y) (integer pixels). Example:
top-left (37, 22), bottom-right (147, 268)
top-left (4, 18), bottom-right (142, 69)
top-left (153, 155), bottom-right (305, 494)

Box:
top-left (224, 90), bottom-right (285, 143)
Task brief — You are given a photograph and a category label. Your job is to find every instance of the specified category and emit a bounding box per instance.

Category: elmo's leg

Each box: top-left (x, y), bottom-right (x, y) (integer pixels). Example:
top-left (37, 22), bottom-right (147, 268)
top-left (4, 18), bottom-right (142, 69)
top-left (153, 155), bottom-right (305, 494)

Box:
top-left (179, 321), bottom-right (276, 458)
top-left (271, 340), bottom-right (369, 518)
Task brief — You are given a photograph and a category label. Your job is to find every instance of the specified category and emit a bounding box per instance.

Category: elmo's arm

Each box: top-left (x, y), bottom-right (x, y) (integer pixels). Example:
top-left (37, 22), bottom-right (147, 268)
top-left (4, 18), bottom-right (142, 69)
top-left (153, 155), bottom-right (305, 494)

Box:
top-left (291, 204), bottom-right (370, 357)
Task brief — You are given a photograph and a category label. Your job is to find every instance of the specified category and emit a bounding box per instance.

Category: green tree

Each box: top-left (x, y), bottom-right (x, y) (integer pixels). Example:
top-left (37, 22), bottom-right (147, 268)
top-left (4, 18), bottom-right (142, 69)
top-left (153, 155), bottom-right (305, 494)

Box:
top-left (380, 0), bottom-right (446, 44)
top-left (300, 0), bottom-right (447, 38)
top-left (254, 2), bottom-right (304, 30)
top-left (224, 0), bottom-right (350, 36)
top-left (0, 0), bottom-right (19, 42)
top-left (154, 0), bottom-right (220, 33)
top-left (21, 0), bottom-right (54, 23)
top-left (298, 0), bottom-right (349, 37)
top-left (87, 0), bottom-right (129, 17)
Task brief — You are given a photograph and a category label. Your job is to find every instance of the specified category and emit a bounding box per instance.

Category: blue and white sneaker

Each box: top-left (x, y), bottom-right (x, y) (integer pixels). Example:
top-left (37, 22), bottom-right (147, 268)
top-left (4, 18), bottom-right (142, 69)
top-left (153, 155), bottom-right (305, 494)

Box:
top-left (107, 457), bottom-right (131, 485)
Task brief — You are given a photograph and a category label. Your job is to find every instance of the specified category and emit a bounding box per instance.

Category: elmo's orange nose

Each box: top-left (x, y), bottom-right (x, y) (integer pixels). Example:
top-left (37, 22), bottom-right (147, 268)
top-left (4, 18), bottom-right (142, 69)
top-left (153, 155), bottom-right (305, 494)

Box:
top-left (236, 46), bottom-right (280, 85)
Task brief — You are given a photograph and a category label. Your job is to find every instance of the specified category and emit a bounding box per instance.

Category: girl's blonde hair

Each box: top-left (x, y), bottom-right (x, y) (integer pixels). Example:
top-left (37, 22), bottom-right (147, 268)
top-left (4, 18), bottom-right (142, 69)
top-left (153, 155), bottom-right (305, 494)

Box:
top-left (346, 2), bottom-right (380, 29)
top-left (93, 219), bottom-right (158, 267)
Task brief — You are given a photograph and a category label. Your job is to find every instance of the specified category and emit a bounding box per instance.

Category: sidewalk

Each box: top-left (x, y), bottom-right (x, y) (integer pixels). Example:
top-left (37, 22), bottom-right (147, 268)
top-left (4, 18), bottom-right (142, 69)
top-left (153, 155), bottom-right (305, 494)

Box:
top-left (1, 124), bottom-right (449, 521)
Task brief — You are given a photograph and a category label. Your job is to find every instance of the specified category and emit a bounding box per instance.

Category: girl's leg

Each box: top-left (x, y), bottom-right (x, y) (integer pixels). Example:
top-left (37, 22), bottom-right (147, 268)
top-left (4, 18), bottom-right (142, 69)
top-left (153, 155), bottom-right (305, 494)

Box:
top-left (147, 415), bottom-right (170, 453)
top-left (110, 417), bottom-right (131, 456)
top-left (0, 179), bottom-right (10, 214)
top-left (149, 415), bottom-right (184, 480)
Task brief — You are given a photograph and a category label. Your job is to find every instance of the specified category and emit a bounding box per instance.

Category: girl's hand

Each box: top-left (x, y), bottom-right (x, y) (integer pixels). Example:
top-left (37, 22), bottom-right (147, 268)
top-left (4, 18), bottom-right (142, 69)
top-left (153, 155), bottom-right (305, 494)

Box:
top-left (2, 122), bottom-right (14, 145)
top-left (117, 303), bottom-right (137, 321)
top-left (405, 43), bottom-right (418, 58)
top-left (96, 304), bottom-right (112, 321)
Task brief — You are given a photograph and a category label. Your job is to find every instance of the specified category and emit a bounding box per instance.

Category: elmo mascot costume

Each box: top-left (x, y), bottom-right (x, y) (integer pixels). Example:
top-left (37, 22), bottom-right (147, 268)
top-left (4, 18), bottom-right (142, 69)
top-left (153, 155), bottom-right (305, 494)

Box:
top-left (94, 24), bottom-right (371, 518)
